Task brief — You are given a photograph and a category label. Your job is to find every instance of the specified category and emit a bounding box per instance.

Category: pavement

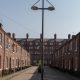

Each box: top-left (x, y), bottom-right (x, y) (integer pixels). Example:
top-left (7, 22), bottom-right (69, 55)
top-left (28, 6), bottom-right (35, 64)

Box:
top-left (9, 66), bottom-right (40, 80)
top-left (0, 66), bottom-right (40, 80)
top-left (0, 68), bottom-right (28, 80)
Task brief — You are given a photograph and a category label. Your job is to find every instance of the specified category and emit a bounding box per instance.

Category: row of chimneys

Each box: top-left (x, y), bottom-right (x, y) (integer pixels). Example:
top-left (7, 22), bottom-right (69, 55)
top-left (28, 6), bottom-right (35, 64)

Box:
top-left (7, 33), bottom-right (15, 39)
top-left (27, 33), bottom-right (72, 40)
top-left (0, 23), bottom-right (75, 40)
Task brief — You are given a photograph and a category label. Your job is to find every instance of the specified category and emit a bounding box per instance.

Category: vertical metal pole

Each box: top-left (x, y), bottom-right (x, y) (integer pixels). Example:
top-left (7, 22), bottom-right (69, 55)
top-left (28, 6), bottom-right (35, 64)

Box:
top-left (41, 0), bottom-right (44, 80)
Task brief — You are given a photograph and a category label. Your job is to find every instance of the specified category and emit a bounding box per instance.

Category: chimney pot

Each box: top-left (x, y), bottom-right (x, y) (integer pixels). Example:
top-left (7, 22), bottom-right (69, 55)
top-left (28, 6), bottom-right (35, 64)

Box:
top-left (7, 32), bottom-right (11, 37)
top-left (12, 33), bottom-right (15, 39)
top-left (54, 34), bottom-right (57, 39)
top-left (40, 34), bottom-right (42, 39)
top-left (26, 33), bottom-right (29, 39)
top-left (0, 23), bottom-right (2, 28)
top-left (68, 34), bottom-right (71, 39)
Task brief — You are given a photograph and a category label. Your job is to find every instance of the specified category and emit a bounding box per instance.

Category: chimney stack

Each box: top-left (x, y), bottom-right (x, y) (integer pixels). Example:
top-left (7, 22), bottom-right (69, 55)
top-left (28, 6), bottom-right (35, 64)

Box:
top-left (26, 33), bottom-right (29, 39)
top-left (12, 33), bottom-right (15, 39)
top-left (40, 33), bottom-right (42, 39)
top-left (0, 23), bottom-right (2, 29)
top-left (68, 34), bottom-right (71, 39)
top-left (7, 32), bottom-right (11, 37)
top-left (54, 34), bottom-right (57, 40)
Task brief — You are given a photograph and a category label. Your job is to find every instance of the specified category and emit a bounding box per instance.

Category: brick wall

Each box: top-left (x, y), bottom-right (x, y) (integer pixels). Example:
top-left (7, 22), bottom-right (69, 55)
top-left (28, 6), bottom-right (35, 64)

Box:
top-left (51, 32), bottom-right (80, 72)
top-left (0, 23), bottom-right (30, 76)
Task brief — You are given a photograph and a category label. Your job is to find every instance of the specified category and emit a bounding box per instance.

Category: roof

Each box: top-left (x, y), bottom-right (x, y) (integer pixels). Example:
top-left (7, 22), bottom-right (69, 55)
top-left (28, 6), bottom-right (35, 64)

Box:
top-left (16, 38), bottom-right (67, 43)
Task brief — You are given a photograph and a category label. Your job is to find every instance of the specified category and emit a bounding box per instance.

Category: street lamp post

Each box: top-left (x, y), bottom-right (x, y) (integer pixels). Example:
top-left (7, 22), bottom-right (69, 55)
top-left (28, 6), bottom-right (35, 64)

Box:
top-left (41, 0), bottom-right (44, 80)
top-left (31, 0), bottom-right (55, 80)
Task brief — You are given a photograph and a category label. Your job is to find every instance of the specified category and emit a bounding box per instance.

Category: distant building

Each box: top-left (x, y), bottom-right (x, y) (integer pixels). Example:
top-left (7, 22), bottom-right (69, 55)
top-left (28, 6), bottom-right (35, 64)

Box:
top-left (16, 33), bottom-right (69, 65)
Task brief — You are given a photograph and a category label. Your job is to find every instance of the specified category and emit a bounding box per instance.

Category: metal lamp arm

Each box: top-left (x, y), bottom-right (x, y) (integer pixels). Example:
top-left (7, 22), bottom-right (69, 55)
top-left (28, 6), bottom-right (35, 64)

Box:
top-left (46, 0), bottom-right (54, 7)
top-left (32, 0), bottom-right (40, 7)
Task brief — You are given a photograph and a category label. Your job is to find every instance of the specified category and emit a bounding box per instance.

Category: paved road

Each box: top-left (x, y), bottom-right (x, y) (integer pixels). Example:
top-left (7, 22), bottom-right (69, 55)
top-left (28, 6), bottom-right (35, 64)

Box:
top-left (44, 66), bottom-right (80, 80)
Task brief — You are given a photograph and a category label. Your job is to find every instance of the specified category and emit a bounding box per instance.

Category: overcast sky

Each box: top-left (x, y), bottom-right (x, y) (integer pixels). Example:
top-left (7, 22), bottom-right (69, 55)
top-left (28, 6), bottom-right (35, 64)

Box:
top-left (0, 0), bottom-right (80, 38)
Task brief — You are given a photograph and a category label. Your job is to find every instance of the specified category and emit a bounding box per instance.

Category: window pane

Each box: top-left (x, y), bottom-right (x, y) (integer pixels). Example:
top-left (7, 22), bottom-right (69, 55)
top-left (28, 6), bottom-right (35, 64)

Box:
top-left (0, 33), bottom-right (2, 45)
top-left (0, 56), bottom-right (1, 69)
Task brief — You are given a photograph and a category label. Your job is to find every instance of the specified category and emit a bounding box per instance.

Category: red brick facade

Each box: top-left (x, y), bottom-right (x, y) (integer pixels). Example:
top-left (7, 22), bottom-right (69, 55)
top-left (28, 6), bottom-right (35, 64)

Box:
top-left (51, 32), bottom-right (80, 72)
top-left (0, 23), bottom-right (31, 76)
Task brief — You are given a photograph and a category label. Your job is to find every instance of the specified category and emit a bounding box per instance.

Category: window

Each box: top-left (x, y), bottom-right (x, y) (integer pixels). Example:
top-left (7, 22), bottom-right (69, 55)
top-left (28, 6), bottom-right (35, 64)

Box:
top-left (0, 56), bottom-right (1, 69)
top-left (12, 43), bottom-right (15, 52)
top-left (46, 47), bottom-right (47, 49)
top-left (6, 38), bottom-right (10, 48)
top-left (6, 38), bottom-right (9, 47)
top-left (16, 45), bottom-right (17, 52)
top-left (50, 52), bottom-right (52, 54)
top-left (12, 59), bottom-right (14, 68)
top-left (68, 52), bottom-right (70, 55)
top-left (50, 43), bottom-right (53, 45)
top-left (62, 47), bottom-right (64, 53)
top-left (30, 42), bottom-right (32, 45)
top-left (68, 60), bottom-right (71, 70)
top-left (37, 46), bottom-right (39, 49)
top-left (59, 42), bottom-right (62, 45)
top-left (8, 39), bottom-right (11, 48)
top-left (75, 39), bottom-right (77, 51)
top-left (70, 42), bottom-right (72, 50)
top-left (0, 33), bottom-right (2, 45)
top-left (74, 57), bottom-right (78, 71)
top-left (36, 42), bottom-right (38, 45)
top-left (58, 51), bottom-right (59, 56)
top-left (65, 52), bottom-right (67, 55)
top-left (25, 60), bottom-right (26, 66)
top-left (64, 60), bottom-right (67, 69)
top-left (16, 59), bottom-right (18, 67)
top-left (44, 42), bottom-right (47, 45)
top-left (49, 47), bottom-right (52, 50)
top-left (6, 56), bottom-right (8, 68)
top-left (30, 47), bottom-right (33, 49)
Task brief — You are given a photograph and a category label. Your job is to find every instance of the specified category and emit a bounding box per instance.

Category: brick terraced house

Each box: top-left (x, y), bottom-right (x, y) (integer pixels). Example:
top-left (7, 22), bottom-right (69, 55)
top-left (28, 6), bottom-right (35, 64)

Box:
top-left (0, 23), bottom-right (31, 76)
top-left (51, 32), bottom-right (80, 73)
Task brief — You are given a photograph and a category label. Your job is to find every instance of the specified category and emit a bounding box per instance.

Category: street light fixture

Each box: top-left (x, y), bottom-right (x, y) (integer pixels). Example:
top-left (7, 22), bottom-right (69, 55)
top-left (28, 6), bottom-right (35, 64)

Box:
top-left (31, 6), bottom-right (38, 10)
top-left (31, 6), bottom-right (55, 11)
top-left (31, 0), bottom-right (55, 80)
